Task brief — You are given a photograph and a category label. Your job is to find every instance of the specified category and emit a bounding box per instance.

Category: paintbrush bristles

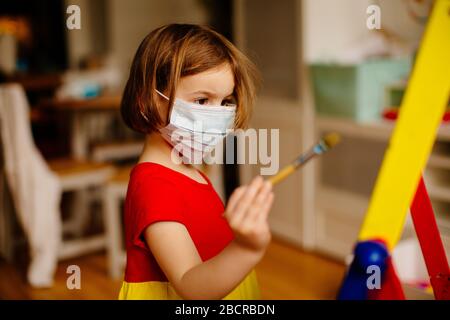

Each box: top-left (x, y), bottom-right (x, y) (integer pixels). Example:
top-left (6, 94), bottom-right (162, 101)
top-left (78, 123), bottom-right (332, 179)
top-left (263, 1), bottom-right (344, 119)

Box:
top-left (323, 132), bottom-right (341, 149)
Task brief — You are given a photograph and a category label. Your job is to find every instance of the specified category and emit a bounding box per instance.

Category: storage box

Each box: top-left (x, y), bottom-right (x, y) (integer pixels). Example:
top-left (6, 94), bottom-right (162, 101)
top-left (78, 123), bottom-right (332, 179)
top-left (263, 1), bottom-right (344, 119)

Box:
top-left (392, 238), bottom-right (434, 300)
top-left (310, 57), bottom-right (412, 122)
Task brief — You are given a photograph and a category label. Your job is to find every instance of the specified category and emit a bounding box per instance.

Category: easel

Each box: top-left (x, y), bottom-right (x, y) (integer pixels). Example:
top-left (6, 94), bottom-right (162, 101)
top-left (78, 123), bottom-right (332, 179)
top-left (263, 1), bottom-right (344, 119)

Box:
top-left (338, 0), bottom-right (450, 300)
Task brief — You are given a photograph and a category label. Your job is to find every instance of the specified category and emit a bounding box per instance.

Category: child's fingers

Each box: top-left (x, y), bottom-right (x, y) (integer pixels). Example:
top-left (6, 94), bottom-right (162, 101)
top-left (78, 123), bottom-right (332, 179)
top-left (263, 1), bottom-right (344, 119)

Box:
top-left (228, 176), bottom-right (264, 225)
top-left (239, 190), bottom-right (273, 237)
top-left (255, 181), bottom-right (272, 207)
top-left (225, 186), bottom-right (246, 216)
top-left (235, 176), bottom-right (264, 214)
top-left (256, 192), bottom-right (274, 224)
top-left (242, 181), bottom-right (272, 224)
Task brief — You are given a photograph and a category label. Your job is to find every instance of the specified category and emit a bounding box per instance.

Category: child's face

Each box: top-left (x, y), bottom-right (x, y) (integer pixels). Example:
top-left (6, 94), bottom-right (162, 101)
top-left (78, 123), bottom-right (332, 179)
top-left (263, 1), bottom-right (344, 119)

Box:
top-left (178, 62), bottom-right (235, 106)
top-left (158, 63), bottom-right (235, 119)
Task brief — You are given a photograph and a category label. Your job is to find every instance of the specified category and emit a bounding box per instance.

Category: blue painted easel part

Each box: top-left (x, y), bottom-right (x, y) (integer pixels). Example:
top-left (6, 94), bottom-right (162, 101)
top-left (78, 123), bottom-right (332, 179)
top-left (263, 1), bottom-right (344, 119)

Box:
top-left (337, 240), bottom-right (389, 300)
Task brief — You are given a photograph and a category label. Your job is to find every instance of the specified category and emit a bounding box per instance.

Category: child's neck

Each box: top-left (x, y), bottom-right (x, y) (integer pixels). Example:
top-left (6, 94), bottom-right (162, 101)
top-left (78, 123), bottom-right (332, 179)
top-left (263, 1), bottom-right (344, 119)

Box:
top-left (139, 132), bottom-right (178, 167)
top-left (138, 132), bottom-right (208, 184)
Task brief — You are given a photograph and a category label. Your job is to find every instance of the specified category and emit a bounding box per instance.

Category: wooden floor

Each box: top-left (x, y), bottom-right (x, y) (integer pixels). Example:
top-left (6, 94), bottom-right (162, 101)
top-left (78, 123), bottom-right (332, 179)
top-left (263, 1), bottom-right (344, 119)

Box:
top-left (256, 239), bottom-right (346, 299)
top-left (0, 238), bottom-right (345, 300)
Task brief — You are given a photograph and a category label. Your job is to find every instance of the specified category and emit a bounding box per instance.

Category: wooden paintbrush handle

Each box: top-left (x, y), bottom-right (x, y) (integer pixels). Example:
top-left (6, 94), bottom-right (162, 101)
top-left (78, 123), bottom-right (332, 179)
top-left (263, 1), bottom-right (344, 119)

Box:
top-left (268, 165), bottom-right (296, 185)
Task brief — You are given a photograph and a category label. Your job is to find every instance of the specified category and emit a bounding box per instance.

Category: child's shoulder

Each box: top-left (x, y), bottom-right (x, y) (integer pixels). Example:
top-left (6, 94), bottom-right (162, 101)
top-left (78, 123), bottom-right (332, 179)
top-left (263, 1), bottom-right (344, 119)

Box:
top-left (125, 162), bottom-right (186, 214)
top-left (129, 162), bottom-right (179, 190)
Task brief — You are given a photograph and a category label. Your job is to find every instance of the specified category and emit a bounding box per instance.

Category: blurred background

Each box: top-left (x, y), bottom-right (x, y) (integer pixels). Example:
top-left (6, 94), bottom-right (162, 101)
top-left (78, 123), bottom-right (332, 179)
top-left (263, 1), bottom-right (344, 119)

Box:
top-left (0, 0), bottom-right (448, 299)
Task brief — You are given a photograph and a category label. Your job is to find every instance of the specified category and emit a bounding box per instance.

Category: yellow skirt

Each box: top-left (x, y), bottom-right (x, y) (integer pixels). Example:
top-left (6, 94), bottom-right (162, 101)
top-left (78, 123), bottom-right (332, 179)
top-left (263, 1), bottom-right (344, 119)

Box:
top-left (118, 269), bottom-right (260, 300)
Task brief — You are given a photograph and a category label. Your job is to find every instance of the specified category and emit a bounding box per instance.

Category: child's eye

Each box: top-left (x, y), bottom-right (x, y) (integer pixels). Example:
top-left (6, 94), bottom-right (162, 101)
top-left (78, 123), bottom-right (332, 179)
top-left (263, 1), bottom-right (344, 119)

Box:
top-left (221, 99), bottom-right (236, 107)
top-left (194, 98), bottom-right (208, 105)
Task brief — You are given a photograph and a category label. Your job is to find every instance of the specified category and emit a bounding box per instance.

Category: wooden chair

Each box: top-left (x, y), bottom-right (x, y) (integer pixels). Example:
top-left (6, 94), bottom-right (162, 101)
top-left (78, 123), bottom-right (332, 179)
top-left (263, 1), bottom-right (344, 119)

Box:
top-left (0, 83), bottom-right (117, 286)
top-left (102, 165), bottom-right (132, 278)
top-left (48, 158), bottom-right (115, 259)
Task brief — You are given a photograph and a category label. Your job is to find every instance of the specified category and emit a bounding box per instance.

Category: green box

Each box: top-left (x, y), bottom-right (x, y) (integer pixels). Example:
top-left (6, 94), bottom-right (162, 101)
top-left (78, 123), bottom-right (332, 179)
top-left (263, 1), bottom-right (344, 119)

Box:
top-left (310, 57), bottom-right (412, 121)
top-left (385, 83), bottom-right (407, 108)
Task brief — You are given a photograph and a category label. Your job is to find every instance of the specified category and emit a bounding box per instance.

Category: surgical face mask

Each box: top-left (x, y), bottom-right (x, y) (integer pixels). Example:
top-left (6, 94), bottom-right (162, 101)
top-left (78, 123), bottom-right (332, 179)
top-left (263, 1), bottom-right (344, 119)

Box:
top-left (156, 90), bottom-right (236, 163)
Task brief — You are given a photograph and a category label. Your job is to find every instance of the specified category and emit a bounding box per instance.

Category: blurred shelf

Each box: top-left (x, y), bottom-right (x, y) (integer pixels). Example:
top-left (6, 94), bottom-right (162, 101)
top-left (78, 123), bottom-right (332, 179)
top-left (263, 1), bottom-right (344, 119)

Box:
top-left (316, 116), bottom-right (393, 141)
top-left (428, 184), bottom-right (450, 202)
top-left (318, 186), bottom-right (368, 221)
top-left (316, 116), bottom-right (450, 142)
top-left (436, 217), bottom-right (450, 235)
top-left (39, 94), bottom-right (122, 112)
top-left (6, 72), bottom-right (63, 92)
top-left (428, 153), bottom-right (450, 169)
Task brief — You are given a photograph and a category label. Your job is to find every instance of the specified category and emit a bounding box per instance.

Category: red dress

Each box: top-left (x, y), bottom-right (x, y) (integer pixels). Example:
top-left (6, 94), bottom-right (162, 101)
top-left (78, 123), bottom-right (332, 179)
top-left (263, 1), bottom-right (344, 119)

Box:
top-left (118, 162), bottom-right (260, 299)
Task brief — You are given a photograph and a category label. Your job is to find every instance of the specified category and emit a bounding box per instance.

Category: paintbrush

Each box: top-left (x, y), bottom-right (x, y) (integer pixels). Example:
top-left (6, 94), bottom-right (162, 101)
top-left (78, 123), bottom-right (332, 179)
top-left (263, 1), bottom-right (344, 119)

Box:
top-left (269, 132), bottom-right (341, 185)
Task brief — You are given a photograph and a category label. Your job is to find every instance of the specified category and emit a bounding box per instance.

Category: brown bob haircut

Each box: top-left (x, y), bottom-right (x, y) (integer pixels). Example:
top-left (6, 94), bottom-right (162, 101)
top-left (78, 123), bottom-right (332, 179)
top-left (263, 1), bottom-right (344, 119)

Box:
top-left (121, 24), bottom-right (260, 134)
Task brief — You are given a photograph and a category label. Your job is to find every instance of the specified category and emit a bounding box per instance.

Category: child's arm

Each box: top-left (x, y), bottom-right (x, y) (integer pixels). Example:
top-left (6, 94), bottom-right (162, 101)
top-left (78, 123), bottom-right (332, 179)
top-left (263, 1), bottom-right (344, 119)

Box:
top-left (144, 176), bottom-right (273, 299)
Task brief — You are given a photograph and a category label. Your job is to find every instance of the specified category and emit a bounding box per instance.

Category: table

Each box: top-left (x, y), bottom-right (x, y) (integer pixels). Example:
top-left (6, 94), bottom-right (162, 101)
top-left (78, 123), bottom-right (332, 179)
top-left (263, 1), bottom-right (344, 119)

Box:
top-left (39, 95), bottom-right (122, 160)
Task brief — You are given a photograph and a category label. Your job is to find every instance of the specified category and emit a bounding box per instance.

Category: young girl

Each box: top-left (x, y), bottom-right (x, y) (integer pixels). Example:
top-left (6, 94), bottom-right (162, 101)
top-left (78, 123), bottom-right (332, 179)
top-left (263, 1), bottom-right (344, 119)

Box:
top-left (119, 24), bottom-right (274, 300)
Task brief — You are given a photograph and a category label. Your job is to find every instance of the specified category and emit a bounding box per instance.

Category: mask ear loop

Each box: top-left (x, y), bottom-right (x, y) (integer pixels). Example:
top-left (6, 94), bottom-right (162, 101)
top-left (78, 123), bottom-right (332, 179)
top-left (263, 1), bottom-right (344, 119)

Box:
top-left (155, 89), bottom-right (169, 100)
top-left (155, 89), bottom-right (172, 125)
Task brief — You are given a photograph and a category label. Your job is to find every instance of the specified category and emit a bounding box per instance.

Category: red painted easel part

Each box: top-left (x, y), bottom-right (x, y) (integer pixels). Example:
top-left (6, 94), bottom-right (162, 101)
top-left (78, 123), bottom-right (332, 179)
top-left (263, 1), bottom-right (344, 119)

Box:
top-left (382, 108), bottom-right (450, 122)
top-left (444, 112), bottom-right (450, 122)
top-left (368, 257), bottom-right (406, 300)
top-left (430, 275), bottom-right (450, 300)
top-left (410, 176), bottom-right (450, 300)
top-left (382, 108), bottom-right (399, 121)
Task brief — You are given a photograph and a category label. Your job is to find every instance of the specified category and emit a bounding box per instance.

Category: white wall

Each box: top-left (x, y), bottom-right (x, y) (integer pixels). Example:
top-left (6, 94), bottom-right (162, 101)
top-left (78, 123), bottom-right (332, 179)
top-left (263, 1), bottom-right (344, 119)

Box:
top-left (302, 0), bottom-right (426, 62)
top-left (107, 0), bottom-right (208, 82)
top-left (65, 0), bottom-right (96, 68)
top-left (65, 0), bottom-right (208, 74)
top-left (64, 0), bottom-right (427, 75)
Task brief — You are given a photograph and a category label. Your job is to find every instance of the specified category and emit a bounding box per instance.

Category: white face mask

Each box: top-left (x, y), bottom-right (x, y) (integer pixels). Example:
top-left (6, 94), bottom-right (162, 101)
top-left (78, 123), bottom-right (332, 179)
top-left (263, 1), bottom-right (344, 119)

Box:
top-left (156, 90), bottom-right (236, 163)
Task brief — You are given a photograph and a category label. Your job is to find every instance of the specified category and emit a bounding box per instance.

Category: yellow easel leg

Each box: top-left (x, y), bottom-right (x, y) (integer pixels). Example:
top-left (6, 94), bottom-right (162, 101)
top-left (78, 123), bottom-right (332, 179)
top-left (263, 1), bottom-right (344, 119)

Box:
top-left (358, 0), bottom-right (450, 250)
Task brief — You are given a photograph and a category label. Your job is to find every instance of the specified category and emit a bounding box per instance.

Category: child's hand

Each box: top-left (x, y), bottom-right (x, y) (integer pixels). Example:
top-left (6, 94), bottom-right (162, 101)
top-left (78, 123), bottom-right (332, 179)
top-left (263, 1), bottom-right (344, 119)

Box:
top-left (224, 176), bottom-right (274, 253)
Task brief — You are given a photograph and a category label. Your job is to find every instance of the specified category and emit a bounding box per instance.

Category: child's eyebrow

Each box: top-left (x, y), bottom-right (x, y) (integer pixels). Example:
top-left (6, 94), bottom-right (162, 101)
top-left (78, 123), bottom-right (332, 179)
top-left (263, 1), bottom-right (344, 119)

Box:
top-left (190, 90), bottom-right (234, 98)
